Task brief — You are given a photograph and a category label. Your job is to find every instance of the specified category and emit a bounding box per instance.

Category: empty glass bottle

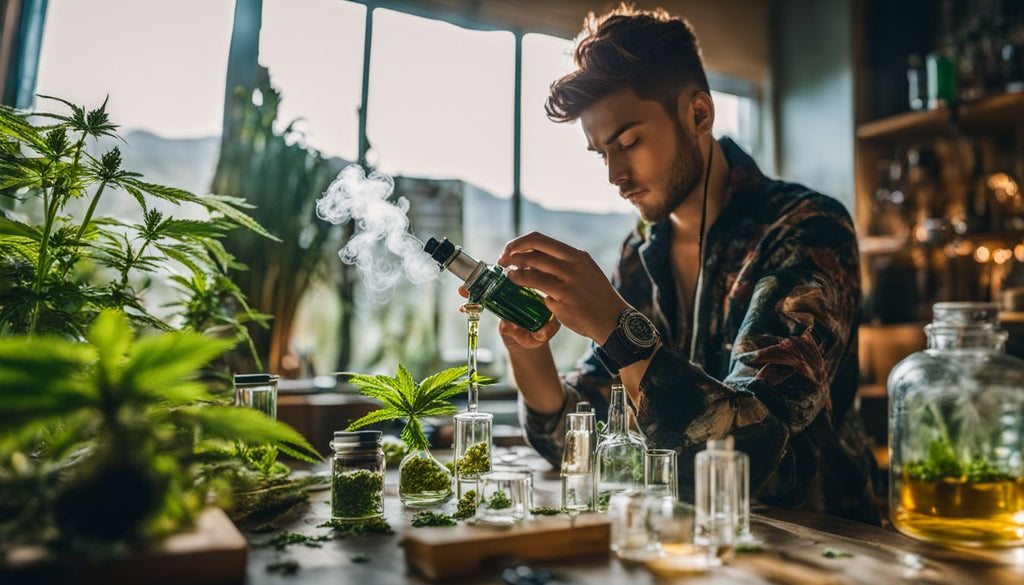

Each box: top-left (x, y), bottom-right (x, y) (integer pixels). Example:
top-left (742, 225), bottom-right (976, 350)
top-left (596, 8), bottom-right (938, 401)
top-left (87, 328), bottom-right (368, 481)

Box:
top-left (594, 384), bottom-right (646, 512)
top-left (694, 436), bottom-right (752, 553)
top-left (888, 302), bottom-right (1024, 548)
top-left (424, 237), bottom-right (552, 331)
top-left (644, 449), bottom-right (679, 499)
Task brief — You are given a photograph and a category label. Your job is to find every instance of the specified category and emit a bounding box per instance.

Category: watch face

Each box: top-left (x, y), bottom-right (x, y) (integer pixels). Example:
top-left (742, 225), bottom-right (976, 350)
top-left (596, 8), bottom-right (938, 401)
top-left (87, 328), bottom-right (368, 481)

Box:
top-left (621, 311), bottom-right (657, 348)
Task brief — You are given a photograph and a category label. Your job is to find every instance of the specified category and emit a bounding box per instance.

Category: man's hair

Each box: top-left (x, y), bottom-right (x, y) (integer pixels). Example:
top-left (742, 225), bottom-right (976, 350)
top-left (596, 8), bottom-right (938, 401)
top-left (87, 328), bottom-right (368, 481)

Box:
top-left (545, 4), bottom-right (709, 123)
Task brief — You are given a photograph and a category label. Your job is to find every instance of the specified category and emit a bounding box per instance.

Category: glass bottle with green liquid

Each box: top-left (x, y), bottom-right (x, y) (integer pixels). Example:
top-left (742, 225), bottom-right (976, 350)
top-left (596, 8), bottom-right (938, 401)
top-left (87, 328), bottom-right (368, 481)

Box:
top-left (423, 237), bottom-right (553, 331)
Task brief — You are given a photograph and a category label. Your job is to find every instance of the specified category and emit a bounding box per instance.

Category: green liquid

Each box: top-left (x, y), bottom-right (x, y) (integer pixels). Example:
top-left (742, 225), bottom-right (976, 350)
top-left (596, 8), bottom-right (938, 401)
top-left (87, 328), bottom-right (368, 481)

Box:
top-left (468, 266), bottom-right (552, 331)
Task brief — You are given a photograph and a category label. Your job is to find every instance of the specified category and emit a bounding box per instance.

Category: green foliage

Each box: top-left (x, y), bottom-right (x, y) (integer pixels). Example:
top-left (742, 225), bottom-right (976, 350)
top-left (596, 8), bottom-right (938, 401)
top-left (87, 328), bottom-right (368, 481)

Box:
top-left (381, 435), bottom-right (409, 467)
top-left (485, 491), bottom-right (513, 510)
top-left (345, 364), bottom-right (493, 452)
top-left (530, 507), bottom-right (562, 516)
top-left (456, 442), bottom-right (490, 476)
top-left (453, 490), bottom-right (478, 520)
top-left (904, 437), bottom-right (1014, 483)
top-left (266, 560), bottom-right (300, 575)
top-left (318, 517), bottom-right (393, 535)
top-left (0, 310), bottom-right (320, 545)
top-left (331, 469), bottom-right (383, 519)
top-left (0, 96), bottom-right (270, 367)
top-left (253, 531), bottom-right (331, 550)
top-left (399, 456), bottom-right (451, 494)
top-left (410, 511), bottom-right (457, 527)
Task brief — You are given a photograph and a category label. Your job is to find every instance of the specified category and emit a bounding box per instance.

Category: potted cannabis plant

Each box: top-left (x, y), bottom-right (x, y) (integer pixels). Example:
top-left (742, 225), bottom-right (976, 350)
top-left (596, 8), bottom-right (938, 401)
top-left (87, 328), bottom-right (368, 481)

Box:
top-left (0, 310), bottom-right (320, 555)
top-left (346, 365), bottom-right (492, 507)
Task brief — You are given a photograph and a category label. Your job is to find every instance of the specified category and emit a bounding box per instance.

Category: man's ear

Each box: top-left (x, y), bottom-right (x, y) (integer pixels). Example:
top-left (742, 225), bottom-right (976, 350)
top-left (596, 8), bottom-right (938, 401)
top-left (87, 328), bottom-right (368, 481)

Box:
top-left (690, 91), bottom-right (715, 136)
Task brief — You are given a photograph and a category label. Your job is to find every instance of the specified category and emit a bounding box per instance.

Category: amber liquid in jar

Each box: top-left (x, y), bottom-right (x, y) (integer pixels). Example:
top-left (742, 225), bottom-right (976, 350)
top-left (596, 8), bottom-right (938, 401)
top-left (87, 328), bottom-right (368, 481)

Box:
top-left (896, 474), bottom-right (1024, 547)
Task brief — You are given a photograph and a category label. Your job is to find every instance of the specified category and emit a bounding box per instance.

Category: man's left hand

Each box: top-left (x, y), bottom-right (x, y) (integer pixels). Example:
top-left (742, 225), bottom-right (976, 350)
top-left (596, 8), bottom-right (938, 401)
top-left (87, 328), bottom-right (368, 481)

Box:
top-left (498, 231), bottom-right (630, 344)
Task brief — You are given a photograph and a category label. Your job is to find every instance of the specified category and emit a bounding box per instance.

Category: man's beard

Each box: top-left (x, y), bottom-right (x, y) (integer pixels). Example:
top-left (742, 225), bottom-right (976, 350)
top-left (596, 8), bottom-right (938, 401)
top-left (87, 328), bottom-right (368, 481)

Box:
top-left (641, 118), bottom-right (705, 223)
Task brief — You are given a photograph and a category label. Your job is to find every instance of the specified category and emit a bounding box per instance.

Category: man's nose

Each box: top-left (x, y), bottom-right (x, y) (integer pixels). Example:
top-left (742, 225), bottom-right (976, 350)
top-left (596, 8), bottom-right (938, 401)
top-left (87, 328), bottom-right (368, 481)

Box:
top-left (608, 156), bottom-right (629, 187)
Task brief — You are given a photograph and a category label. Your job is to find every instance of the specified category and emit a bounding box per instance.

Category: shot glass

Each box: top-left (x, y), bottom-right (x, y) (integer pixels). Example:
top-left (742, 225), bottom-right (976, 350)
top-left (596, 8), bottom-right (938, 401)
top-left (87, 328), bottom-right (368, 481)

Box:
top-left (476, 471), bottom-right (529, 525)
top-left (645, 498), bottom-right (717, 575)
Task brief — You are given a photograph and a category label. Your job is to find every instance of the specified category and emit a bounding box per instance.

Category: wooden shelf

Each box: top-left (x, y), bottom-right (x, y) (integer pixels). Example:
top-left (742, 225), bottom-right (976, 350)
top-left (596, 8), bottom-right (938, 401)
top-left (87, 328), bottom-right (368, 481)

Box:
top-left (856, 91), bottom-right (1024, 143)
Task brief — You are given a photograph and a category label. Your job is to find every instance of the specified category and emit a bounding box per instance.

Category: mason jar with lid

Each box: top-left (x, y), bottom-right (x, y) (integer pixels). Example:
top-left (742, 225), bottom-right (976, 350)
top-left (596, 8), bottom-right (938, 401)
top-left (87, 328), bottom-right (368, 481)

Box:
top-left (888, 302), bottom-right (1024, 548)
top-left (330, 430), bottom-right (385, 521)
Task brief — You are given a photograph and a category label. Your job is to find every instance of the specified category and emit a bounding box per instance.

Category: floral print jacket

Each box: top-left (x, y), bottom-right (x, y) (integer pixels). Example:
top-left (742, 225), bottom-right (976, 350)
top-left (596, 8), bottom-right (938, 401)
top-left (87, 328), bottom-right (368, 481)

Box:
top-left (519, 138), bottom-right (880, 525)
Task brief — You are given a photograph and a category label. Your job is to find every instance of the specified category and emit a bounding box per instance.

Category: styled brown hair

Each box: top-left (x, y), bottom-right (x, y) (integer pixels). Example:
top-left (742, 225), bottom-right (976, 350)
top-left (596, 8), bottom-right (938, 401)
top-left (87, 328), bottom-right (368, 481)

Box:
top-left (545, 4), bottom-right (709, 123)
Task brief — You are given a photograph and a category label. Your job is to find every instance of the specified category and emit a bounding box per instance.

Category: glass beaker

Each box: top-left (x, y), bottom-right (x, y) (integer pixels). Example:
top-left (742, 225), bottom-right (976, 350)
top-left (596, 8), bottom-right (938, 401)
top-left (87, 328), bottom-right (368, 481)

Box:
top-left (454, 411), bottom-right (493, 498)
top-left (476, 470), bottom-right (529, 525)
top-left (644, 449), bottom-right (679, 499)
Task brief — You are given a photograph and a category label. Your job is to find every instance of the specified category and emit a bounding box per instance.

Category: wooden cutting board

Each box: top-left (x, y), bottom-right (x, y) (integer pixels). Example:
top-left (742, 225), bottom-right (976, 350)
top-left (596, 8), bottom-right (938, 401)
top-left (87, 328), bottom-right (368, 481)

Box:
top-left (401, 514), bottom-right (610, 581)
top-left (2, 507), bottom-right (247, 585)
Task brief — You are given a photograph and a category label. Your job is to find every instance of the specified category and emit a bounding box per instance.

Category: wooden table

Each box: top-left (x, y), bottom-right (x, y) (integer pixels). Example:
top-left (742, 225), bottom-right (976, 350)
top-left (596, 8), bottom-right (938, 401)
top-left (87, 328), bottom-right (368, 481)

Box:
top-left (241, 448), bottom-right (1024, 584)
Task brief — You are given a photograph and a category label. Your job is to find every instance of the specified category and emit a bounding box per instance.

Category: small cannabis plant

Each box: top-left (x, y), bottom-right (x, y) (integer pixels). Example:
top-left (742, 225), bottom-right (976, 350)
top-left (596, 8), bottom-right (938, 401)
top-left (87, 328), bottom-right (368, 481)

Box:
top-left (0, 96), bottom-right (274, 367)
top-left (346, 364), bottom-right (492, 506)
top-left (346, 364), bottom-right (490, 452)
top-left (0, 310), bottom-right (320, 547)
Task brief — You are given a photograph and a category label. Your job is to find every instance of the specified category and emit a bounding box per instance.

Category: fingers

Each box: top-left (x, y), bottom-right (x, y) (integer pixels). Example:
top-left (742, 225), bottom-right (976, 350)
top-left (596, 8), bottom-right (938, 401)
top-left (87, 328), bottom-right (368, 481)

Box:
top-left (506, 266), bottom-right (566, 298)
top-left (498, 231), bottom-right (582, 266)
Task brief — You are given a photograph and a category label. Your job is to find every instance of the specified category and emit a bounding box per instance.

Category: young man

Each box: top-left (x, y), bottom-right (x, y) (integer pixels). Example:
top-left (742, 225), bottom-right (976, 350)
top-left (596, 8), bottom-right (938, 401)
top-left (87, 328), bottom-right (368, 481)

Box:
top-left (499, 6), bottom-right (880, 524)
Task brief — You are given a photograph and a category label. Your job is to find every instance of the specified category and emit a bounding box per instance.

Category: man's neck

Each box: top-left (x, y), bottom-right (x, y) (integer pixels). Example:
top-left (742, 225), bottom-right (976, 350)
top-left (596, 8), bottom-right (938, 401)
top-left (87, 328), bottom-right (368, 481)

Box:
top-left (669, 137), bottom-right (731, 244)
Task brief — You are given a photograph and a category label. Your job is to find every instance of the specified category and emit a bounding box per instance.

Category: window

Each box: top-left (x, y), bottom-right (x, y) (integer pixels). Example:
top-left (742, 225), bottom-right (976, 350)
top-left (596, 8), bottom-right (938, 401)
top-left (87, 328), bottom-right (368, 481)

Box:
top-left (259, 0), bottom-right (365, 161)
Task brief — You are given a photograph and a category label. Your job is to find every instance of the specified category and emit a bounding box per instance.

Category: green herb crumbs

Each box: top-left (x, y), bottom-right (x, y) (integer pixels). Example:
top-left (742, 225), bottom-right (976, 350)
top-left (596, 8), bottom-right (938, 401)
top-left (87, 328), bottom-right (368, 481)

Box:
top-left (457, 442), bottom-right (491, 476)
top-left (485, 491), bottom-right (512, 510)
top-left (254, 531), bottom-right (332, 550)
top-left (400, 456), bottom-right (451, 493)
top-left (350, 553), bottom-right (371, 563)
top-left (318, 517), bottom-right (394, 535)
top-left (822, 548), bottom-right (854, 558)
top-left (332, 469), bottom-right (383, 518)
top-left (444, 461), bottom-right (455, 475)
top-left (252, 522), bottom-right (279, 534)
top-left (410, 511), bottom-right (457, 527)
top-left (266, 560), bottom-right (300, 575)
top-left (453, 490), bottom-right (478, 520)
top-left (734, 543), bottom-right (764, 554)
top-left (905, 438), bottom-right (1015, 483)
top-left (530, 507), bottom-right (562, 516)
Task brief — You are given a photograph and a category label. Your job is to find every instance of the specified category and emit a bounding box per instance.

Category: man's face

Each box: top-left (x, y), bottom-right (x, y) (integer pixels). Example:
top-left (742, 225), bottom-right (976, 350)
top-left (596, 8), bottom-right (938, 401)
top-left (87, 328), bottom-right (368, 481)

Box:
top-left (580, 87), bottom-right (704, 223)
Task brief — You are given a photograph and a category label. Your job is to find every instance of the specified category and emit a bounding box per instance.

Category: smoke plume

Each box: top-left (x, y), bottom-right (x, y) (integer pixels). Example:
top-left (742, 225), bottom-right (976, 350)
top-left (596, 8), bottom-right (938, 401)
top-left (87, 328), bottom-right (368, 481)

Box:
top-left (316, 165), bottom-right (437, 302)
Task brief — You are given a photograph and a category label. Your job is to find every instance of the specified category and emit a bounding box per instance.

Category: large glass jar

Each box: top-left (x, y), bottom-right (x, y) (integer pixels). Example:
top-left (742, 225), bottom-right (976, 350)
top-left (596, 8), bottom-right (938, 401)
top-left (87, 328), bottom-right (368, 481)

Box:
top-left (594, 384), bottom-right (646, 512)
top-left (330, 430), bottom-right (385, 521)
top-left (888, 302), bottom-right (1024, 548)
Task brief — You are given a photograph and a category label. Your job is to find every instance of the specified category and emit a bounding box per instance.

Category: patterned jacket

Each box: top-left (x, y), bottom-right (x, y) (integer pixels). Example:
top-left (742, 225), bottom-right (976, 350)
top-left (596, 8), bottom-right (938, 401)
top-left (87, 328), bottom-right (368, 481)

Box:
top-left (519, 137), bottom-right (881, 525)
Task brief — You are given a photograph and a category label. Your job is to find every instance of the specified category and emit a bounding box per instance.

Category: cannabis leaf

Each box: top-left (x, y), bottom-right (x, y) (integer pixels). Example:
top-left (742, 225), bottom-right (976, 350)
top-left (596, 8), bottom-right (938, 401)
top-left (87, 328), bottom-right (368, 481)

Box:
top-left (345, 365), bottom-right (493, 452)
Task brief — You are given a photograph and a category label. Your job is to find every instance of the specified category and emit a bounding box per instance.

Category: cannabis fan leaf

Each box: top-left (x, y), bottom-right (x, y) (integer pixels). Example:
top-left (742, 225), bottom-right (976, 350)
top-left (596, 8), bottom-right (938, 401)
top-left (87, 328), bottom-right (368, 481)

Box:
top-left (346, 364), bottom-right (493, 452)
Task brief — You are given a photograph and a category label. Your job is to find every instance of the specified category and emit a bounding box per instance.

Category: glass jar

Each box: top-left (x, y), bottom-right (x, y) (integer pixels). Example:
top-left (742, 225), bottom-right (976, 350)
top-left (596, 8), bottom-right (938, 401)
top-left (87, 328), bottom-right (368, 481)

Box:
top-left (595, 384), bottom-right (646, 511)
top-left (453, 411), bottom-right (493, 498)
top-left (330, 430), bottom-right (385, 521)
top-left (561, 412), bottom-right (596, 513)
top-left (888, 302), bottom-right (1024, 548)
top-left (233, 373), bottom-right (279, 419)
top-left (398, 449), bottom-right (453, 507)
top-left (694, 437), bottom-right (751, 552)
top-left (644, 449), bottom-right (679, 499)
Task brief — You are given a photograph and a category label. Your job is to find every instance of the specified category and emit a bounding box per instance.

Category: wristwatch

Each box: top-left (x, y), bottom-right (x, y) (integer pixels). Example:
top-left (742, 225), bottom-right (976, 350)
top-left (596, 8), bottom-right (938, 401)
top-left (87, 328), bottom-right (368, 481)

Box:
top-left (593, 308), bottom-right (660, 376)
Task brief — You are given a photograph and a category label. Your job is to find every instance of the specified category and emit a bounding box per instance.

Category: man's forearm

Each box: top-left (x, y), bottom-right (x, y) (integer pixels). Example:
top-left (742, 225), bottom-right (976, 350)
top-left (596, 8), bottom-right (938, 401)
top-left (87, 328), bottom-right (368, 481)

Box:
top-left (506, 343), bottom-right (565, 414)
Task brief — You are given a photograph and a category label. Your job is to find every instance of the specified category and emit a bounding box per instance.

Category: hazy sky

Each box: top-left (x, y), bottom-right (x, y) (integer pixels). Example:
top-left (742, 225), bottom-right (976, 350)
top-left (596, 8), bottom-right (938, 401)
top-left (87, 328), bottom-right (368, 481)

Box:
top-left (35, 0), bottom-right (740, 214)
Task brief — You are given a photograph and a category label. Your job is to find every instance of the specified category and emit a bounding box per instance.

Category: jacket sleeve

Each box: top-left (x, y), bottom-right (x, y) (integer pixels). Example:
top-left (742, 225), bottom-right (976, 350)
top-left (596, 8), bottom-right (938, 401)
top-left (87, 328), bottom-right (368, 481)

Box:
top-left (636, 201), bottom-right (860, 492)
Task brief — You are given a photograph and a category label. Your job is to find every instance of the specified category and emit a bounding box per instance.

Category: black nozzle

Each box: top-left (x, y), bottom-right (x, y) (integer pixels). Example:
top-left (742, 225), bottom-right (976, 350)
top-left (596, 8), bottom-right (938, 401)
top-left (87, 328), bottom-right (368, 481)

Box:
top-left (424, 236), bottom-right (457, 265)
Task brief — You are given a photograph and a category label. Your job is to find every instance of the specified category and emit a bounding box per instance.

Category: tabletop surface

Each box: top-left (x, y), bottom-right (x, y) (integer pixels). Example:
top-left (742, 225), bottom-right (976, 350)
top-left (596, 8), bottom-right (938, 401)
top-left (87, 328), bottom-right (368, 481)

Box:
top-left (241, 447), bottom-right (1024, 585)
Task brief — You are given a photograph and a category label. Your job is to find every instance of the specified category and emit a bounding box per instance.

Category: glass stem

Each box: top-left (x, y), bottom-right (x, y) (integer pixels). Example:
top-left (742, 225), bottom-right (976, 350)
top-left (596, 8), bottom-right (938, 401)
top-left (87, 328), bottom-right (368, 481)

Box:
top-left (463, 302), bottom-right (482, 413)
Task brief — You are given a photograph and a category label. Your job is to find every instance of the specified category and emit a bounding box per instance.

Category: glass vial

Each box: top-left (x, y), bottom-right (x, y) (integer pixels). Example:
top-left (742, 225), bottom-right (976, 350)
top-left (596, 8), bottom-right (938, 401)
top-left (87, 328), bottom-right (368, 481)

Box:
top-left (454, 411), bottom-right (493, 498)
top-left (561, 412), bottom-right (595, 513)
top-left (233, 373), bottom-right (279, 419)
top-left (475, 470), bottom-right (530, 526)
top-left (644, 449), bottom-right (679, 499)
top-left (694, 436), bottom-right (752, 553)
top-left (595, 383), bottom-right (647, 511)
top-left (424, 237), bottom-right (552, 331)
top-left (330, 430), bottom-right (385, 521)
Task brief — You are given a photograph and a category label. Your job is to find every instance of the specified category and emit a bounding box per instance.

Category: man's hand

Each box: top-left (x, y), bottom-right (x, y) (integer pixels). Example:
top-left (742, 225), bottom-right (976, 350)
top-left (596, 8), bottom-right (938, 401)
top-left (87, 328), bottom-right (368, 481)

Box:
top-left (459, 286), bottom-right (561, 350)
top-left (498, 232), bottom-right (630, 344)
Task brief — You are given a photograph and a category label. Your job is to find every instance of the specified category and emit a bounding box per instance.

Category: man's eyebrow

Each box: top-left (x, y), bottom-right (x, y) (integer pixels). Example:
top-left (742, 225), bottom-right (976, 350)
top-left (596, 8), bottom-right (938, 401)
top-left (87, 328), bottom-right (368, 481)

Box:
top-left (586, 121), bottom-right (641, 152)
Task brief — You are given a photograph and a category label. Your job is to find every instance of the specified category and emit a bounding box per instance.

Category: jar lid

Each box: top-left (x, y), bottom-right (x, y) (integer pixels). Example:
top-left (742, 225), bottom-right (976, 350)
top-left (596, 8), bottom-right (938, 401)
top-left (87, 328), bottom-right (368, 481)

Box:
top-left (331, 430), bottom-right (382, 448)
top-left (234, 373), bottom-right (280, 384)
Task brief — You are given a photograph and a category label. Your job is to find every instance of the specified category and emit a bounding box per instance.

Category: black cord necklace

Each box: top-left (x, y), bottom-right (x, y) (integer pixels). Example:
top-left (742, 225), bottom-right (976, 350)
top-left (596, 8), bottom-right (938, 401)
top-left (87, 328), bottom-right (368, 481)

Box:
top-left (694, 136), bottom-right (714, 306)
